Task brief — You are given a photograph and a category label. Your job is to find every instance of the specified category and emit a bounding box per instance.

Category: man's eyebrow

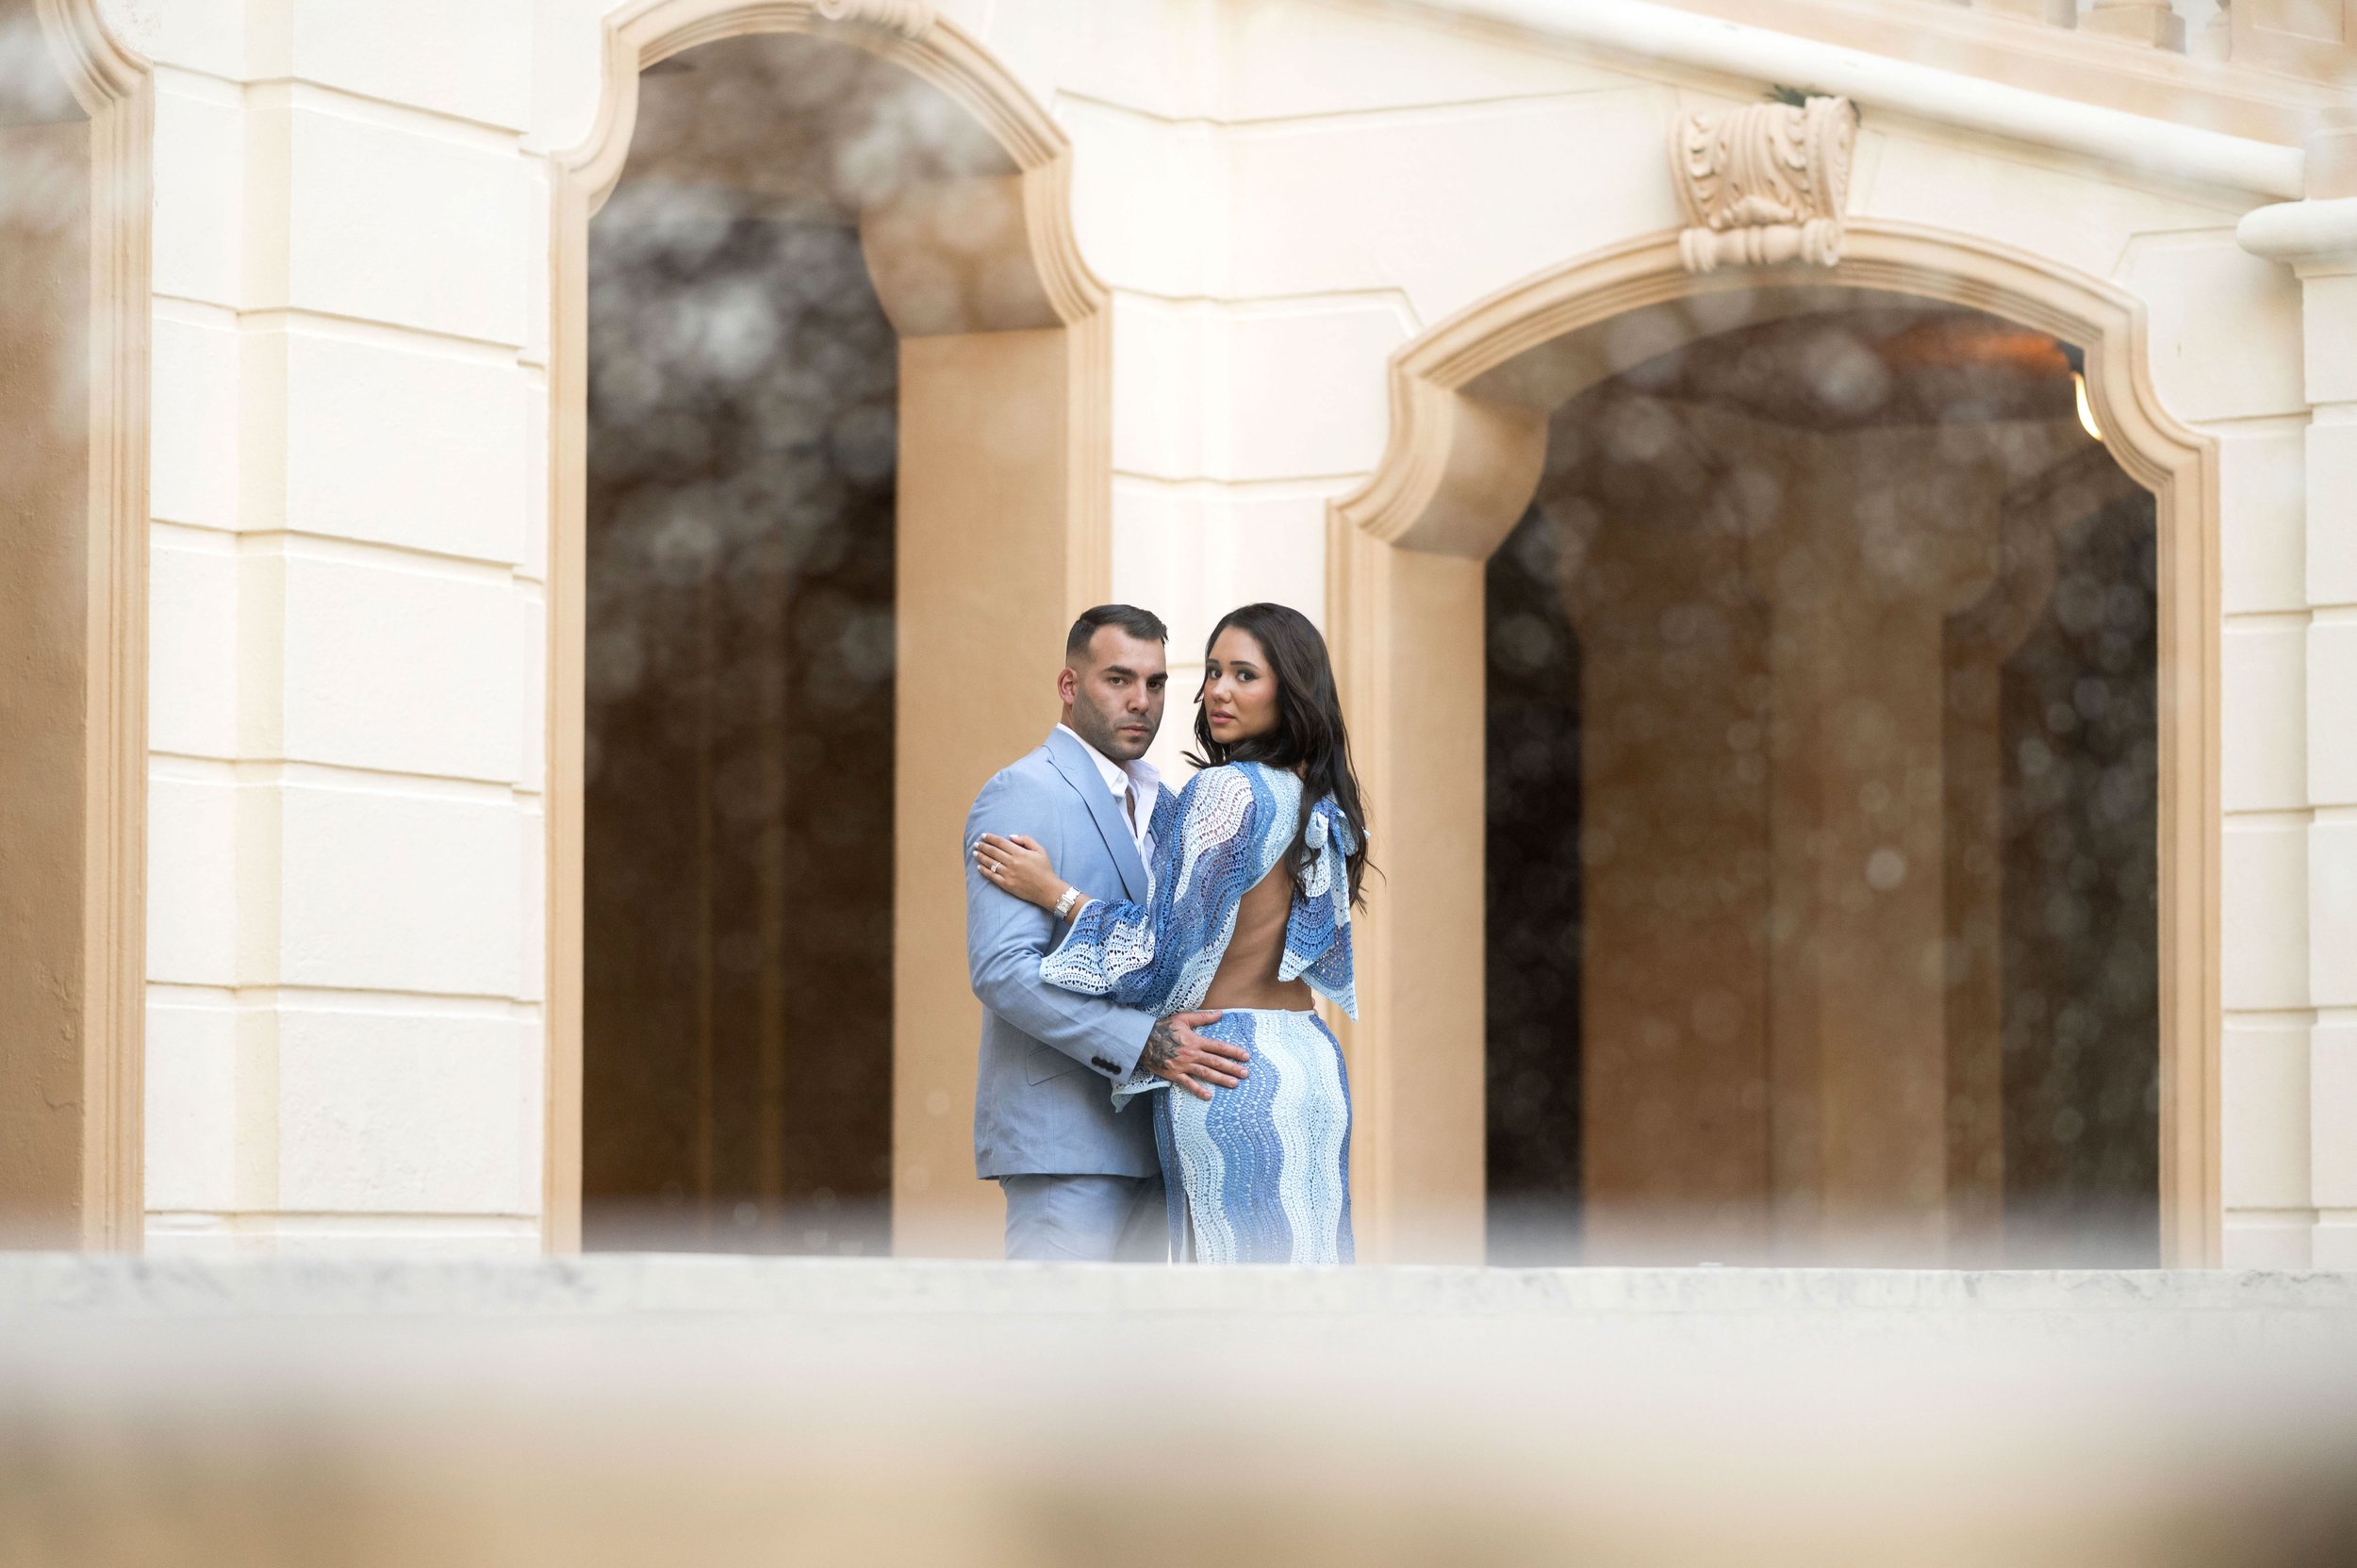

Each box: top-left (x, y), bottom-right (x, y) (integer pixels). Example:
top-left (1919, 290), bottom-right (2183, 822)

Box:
top-left (1100, 663), bottom-right (1138, 679)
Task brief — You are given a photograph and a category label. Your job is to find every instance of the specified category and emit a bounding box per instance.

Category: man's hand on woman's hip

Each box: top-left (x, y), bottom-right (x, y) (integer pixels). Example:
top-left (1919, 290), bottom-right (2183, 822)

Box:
top-left (1140, 1010), bottom-right (1245, 1100)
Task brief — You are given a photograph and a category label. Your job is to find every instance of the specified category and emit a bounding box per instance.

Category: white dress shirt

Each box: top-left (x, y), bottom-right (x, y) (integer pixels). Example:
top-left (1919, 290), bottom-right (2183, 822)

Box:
top-left (1056, 722), bottom-right (1161, 864)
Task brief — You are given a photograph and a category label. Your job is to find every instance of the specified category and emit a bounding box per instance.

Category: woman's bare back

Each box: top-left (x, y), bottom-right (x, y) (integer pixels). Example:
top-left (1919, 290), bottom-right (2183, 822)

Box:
top-left (1201, 853), bottom-right (1313, 1012)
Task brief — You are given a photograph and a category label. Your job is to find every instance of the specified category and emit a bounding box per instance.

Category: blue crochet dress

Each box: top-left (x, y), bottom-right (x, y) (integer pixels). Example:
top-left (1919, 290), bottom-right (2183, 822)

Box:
top-left (1042, 761), bottom-right (1358, 1263)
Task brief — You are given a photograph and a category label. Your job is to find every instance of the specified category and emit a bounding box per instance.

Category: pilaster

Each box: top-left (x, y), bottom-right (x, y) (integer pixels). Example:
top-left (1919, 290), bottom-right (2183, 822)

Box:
top-left (139, 1), bottom-right (546, 1258)
top-left (2238, 194), bottom-right (2357, 1265)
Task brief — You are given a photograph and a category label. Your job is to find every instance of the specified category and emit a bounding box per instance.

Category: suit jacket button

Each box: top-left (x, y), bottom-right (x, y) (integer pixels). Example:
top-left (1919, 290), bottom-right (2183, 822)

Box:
top-left (1093, 1057), bottom-right (1114, 1073)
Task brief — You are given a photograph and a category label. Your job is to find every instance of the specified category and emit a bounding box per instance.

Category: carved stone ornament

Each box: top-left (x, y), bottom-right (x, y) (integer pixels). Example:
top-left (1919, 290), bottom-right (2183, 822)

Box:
top-left (813, 0), bottom-right (937, 38)
top-left (1671, 95), bottom-right (1857, 274)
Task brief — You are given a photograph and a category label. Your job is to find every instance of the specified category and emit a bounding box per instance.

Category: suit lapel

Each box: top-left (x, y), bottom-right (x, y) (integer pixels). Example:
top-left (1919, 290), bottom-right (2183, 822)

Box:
top-left (1046, 728), bottom-right (1150, 903)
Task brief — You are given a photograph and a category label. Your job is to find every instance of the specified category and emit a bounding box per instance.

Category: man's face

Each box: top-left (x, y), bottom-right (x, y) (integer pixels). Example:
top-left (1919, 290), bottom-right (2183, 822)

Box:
top-left (1058, 626), bottom-right (1167, 764)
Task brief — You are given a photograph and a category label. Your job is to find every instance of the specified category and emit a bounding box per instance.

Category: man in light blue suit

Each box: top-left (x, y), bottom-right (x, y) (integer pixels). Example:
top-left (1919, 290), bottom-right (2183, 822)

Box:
top-left (964, 605), bottom-right (1246, 1261)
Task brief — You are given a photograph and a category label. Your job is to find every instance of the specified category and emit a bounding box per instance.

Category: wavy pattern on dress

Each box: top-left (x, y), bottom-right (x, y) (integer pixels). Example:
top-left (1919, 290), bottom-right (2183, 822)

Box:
top-left (1040, 761), bottom-right (1359, 1024)
top-left (1154, 1008), bottom-right (1353, 1264)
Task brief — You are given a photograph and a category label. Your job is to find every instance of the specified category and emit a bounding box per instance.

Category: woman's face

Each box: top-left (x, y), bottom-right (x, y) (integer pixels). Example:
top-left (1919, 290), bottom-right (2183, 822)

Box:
top-left (1202, 625), bottom-right (1280, 745)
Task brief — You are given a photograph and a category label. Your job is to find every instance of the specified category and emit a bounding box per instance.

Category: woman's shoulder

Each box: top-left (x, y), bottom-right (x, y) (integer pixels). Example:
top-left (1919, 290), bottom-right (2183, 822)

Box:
top-left (1179, 759), bottom-right (1299, 793)
top-left (1176, 761), bottom-right (1274, 822)
top-left (1178, 760), bottom-right (1255, 799)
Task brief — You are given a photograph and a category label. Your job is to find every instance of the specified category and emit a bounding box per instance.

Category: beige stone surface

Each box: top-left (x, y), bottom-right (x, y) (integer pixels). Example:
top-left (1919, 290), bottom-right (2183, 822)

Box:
top-left (2311, 416), bottom-right (2357, 607)
top-left (272, 784), bottom-right (527, 996)
top-left (274, 1006), bottom-right (537, 1214)
top-left (2312, 1022), bottom-right (2357, 1210)
top-left (144, 774), bottom-right (241, 986)
top-left (1223, 302), bottom-right (1408, 479)
top-left (7, 1251), bottom-right (2357, 1322)
top-left (147, 533), bottom-right (240, 759)
top-left (1227, 0), bottom-right (1641, 121)
top-left (1862, 137), bottom-right (2246, 286)
top-left (252, 106), bottom-right (530, 346)
top-left (274, 552), bottom-right (527, 784)
top-left (148, 311), bottom-right (240, 529)
top-left (150, 84), bottom-right (243, 307)
top-left (251, 0), bottom-right (535, 133)
top-left (1063, 99), bottom-right (1218, 302)
top-left (2221, 617), bottom-right (2308, 813)
top-left (1108, 292), bottom-right (1210, 478)
top-left (140, 1000), bottom-right (242, 1213)
top-left (2222, 820), bottom-right (2310, 1010)
top-left (2217, 423), bottom-right (2307, 616)
top-left (2309, 616), bottom-right (2357, 805)
top-left (2222, 1212), bottom-right (2315, 1268)
top-left (2222, 1022), bottom-right (2313, 1210)
top-left (2299, 272), bottom-right (2357, 405)
top-left (2311, 820), bottom-right (2357, 1010)
top-left (266, 331), bottom-right (532, 563)
top-left (2120, 234), bottom-right (2305, 423)
top-left (1225, 90), bottom-right (1679, 318)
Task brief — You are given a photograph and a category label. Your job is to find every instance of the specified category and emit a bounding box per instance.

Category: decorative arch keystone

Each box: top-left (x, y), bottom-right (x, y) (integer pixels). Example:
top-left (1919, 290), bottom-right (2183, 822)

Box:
top-left (1672, 95), bottom-right (1856, 273)
top-left (814, 0), bottom-right (936, 37)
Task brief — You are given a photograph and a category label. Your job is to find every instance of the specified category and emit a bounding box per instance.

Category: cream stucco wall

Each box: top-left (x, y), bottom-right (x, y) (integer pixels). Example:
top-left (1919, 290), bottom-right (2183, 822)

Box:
top-left (101, 0), bottom-right (2348, 1262)
top-left (123, 0), bottom-right (546, 1255)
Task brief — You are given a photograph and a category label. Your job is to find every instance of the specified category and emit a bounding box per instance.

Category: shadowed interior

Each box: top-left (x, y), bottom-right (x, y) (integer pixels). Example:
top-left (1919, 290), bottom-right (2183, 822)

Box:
top-left (581, 33), bottom-right (989, 1253)
top-left (1485, 306), bottom-right (2159, 1266)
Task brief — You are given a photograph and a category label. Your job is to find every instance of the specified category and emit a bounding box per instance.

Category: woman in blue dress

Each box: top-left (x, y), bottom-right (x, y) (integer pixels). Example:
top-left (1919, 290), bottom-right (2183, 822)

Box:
top-left (973, 602), bottom-right (1371, 1264)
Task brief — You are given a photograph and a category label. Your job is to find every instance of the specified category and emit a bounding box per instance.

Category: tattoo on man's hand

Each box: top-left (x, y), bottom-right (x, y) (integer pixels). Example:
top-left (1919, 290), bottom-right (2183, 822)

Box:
top-left (1142, 1017), bottom-right (1180, 1075)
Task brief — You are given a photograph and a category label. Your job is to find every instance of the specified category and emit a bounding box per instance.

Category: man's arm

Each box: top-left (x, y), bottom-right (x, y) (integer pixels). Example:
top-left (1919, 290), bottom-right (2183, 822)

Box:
top-left (965, 772), bottom-right (1157, 1081)
top-left (1130, 1014), bottom-right (1251, 1099)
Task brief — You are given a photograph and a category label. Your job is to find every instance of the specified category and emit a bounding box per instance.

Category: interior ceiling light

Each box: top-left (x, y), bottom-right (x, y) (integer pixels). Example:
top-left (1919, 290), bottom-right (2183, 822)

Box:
top-left (2072, 371), bottom-right (2104, 443)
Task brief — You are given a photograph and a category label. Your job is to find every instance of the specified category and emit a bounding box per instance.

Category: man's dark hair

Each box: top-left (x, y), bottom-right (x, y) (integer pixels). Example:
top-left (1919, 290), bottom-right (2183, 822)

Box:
top-left (1064, 603), bottom-right (1168, 663)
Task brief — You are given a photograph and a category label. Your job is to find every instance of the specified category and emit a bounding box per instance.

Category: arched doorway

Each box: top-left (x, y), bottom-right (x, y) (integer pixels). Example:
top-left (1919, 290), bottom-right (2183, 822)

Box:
top-left (0, 0), bottom-right (150, 1249)
top-left (1331, 223), bottom-right (2218, 1266)
top-left (546, 3), bottom-right (1110, 1255)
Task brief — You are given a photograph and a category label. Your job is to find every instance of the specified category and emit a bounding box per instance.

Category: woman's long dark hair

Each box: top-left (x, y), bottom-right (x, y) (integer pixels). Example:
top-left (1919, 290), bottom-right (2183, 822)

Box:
top-left (1183, 602), bottom-right (1372, 908)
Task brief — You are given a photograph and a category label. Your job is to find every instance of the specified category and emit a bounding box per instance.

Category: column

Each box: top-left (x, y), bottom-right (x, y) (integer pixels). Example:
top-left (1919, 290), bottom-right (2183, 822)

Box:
top-left (2242, 188), bottom-right (2357, 1267)
top-left (139, 1), bottom-right (546, 1254)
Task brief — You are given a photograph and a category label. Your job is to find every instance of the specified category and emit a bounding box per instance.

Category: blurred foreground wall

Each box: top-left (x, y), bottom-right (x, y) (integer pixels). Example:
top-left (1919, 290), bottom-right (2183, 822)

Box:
top-left (7, 1255), bottom-right (2357, 1567)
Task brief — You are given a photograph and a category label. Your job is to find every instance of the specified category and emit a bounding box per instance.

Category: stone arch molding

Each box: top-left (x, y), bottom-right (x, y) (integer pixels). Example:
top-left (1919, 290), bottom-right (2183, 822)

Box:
top-left (543, 0), bottom-right (1111, 1254)
top-left (564, 0), bottom-right (1106, 330)
top-left (1337, 220), bottom-right (2208, 559)
top-left (1328, 219), bottom-right (2221, 1265)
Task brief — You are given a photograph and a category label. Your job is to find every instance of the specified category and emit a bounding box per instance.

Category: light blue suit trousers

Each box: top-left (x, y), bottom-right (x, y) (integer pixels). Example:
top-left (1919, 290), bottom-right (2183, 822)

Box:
top-left (999, 1173), bottom-right (1168, 1263)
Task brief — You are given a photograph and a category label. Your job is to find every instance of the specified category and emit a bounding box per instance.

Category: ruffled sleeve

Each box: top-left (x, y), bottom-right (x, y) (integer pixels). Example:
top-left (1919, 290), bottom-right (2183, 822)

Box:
top-left (1040, 765), bottom-right (1264, 1018)
top-left (1277, 796), bottom-right (1358, 1019)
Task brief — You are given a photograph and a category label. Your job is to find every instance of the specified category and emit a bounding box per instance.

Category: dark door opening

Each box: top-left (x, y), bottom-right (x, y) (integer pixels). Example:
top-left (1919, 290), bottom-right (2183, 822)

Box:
top-left (1482, 306), bottom-right (2159, 1266)
top-left (582, 40), bottom-right (923, 1252)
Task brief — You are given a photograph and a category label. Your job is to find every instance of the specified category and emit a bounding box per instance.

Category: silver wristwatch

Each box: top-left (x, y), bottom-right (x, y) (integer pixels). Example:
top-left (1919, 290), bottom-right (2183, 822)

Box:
top-left (1052, 885), bottom-right (1082, 921)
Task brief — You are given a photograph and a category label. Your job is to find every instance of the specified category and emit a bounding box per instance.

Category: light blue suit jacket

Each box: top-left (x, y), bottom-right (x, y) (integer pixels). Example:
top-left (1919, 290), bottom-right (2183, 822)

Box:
top-left (965, 727), bottom-right (1161, 1179)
